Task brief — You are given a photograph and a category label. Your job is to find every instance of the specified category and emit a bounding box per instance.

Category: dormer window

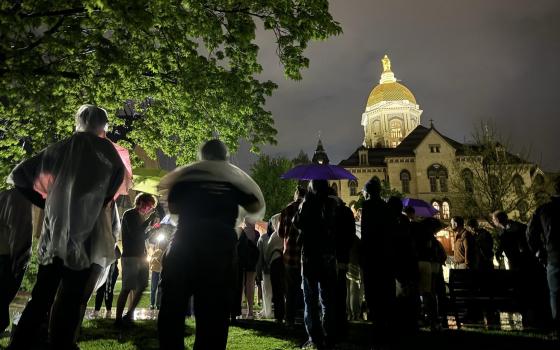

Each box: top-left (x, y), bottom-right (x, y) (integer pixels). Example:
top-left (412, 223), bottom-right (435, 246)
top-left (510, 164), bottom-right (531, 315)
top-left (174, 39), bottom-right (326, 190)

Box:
top-left (359, 150), bottom-right (368, 166)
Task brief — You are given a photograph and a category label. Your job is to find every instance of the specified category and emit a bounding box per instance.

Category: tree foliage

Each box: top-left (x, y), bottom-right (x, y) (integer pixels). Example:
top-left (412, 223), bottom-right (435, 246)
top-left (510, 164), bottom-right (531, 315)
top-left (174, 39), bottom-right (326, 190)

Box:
top-left (250, 154), bottom-right (296, 220)
top-left (451, 122), bottom-right (547, 224)
top-left (0, 0), bottom-right (341, 185)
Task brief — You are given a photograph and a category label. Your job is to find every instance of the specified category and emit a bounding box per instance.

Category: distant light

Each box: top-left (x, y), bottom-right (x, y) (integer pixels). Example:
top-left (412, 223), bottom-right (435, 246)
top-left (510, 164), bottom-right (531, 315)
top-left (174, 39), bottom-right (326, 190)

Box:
top-left (157, 234), bottom-right (166, 242)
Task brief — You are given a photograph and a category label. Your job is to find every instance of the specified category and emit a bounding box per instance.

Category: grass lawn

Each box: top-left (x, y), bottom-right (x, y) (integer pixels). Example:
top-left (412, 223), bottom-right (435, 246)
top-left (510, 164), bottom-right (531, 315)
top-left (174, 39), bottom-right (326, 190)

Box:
top-left (1, 317), bottom-right (558, 350)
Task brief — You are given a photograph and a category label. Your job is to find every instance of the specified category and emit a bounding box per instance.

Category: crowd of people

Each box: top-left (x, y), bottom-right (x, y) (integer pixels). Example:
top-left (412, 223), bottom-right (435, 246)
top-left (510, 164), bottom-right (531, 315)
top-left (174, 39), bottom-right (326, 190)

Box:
top-left (0, 103), bottom-right (558, 350)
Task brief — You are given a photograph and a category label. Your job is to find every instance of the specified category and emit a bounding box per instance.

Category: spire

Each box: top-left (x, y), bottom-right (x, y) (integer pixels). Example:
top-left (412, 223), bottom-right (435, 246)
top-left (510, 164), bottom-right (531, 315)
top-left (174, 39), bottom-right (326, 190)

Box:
top-left (379, 54), bottom-right (397, 84)
top-left (312, 136), bottom-right (329, 165)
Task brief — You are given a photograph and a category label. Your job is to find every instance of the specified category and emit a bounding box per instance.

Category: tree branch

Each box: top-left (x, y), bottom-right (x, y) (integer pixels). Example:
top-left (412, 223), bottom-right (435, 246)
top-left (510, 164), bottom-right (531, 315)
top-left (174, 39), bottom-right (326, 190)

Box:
top-left (12, 16), bottom-right (66, 54)
top-left (19, 7), bottom-right (86, 18)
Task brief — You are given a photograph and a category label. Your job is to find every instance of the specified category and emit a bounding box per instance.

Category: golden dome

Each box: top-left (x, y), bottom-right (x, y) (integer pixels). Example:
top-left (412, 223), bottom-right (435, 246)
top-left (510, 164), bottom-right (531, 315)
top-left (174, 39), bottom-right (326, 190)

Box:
top-left (366, 82), bottom-right (417, 106)
top-left (366, 55), bottom-right (417, 107)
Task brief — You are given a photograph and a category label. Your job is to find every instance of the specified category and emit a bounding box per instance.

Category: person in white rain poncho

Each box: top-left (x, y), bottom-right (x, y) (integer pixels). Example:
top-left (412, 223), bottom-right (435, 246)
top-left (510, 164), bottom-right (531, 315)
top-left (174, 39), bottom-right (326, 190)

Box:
top-left (157, 139), bottom-right (265, 350)
top-left (0, 188), bottom-right (33, 333)
top-left (7, 105), bottom-right (125, 350)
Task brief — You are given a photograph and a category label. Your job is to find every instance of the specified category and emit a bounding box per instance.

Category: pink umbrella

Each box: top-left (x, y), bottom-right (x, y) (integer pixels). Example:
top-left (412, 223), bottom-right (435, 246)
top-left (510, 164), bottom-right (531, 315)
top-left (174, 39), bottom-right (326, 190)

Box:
top-left (111, 141), bottom-right (133, 198)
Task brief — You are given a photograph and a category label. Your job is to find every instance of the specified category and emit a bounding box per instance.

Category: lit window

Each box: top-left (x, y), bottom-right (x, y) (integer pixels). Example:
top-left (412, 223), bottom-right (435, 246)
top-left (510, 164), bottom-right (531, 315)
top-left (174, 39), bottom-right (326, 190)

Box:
top-left (400, 170), bottom-right (411, 193)
top-left (390, 120), bottom-right (403, 139)
top-left (348, 180), bottom-right (358, 196)
top-left (442, 201), bottom-right (450, 219)
top-left (430, 144), bottom-right (441, 153)
top-left (432, 201), bottom-right (441, 219)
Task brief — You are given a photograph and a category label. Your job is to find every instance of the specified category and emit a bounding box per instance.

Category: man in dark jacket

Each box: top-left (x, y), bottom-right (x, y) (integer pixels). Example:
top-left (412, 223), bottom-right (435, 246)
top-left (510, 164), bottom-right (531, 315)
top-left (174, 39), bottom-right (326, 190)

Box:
top-left (328, 187), bottom-right (355, 337)
top-left (466, 218), bottom-right (494, 270)
top-left (360, 177), bottom-right (394, 349)
top-left (157, 139), bottom-right (264, 350)
top-left (115, 193), bottom-right (159, 325)
top-left (494, 211), bottom-right (550, 328)
top-left (527, 176), bottom-right (560, 332)
top-left (293, 180), bottom-right (339, 349)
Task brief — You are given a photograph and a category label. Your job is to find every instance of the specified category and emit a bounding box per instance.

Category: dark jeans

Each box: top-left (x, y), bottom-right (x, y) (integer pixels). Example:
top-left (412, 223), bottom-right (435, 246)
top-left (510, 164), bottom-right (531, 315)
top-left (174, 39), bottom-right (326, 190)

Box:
top-left (158, 244), bottom-right (236, 350)
top-left (9, 258), bottom-right (92, 350)
top-left (0, 255), bottom-right (24, 332)
top-left (362, 264), bottom-right (396, 347)
top-left (150, 271), bottom-right (162, 308)
top-left (302, 257), bottom-right (337, 346)
top-left (284, 265), bottom-right (302, 324)
top-left (270, 258), bottom-right (285, 322)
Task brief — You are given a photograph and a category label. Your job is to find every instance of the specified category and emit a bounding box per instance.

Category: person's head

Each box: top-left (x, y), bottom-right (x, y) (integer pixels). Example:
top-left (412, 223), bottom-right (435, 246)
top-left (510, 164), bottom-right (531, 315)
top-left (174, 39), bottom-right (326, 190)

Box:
top-left (198, 139), bottom-right (228, 161)
top-left (135, 193), bottom-right (157, 215)
top-left (308, 179), bottom-right (329, 197)
top-left (75, 104), bottom-right (109, 136)
top-left (328, 186), bottom-right (337, 197)
top-left (492, 210), bottom-right (508, 228)
top-left (294, 185), bottom-right (307, 201)
top-left (466, 218), bottom-right (479, 230)
top-left (404, 206), bottom-right (416, 221)
top-left (363, 177), bottom-right (382, 199)
top-left (387, 196), bottom-right (403, 216)
top-left (450, 216), bottom-right (464, 231)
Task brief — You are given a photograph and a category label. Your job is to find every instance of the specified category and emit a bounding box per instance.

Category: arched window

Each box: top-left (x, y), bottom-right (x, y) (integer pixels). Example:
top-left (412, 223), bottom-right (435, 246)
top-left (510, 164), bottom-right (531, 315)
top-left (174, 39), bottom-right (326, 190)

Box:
top-left (461, 168), bottom-right (474, 193)
top-left (348, 180), bottom-right (358, 196)
top-left (439, 168), bottom-right (449, 192)
top-left (373, 120), bottom-right (381, 135)
top-left (428, 166), bottom-right (438, 192)
top-left (442, 201), bottom-right (450, 220)
top-left (488, 175), bottom-right (500, 196)
top-left (400, 170), bottom-right (411, 194)
top-left (432, 201), bottom-right (441, 219)
top-left (427, 164), bottom-right (448, 192)
top-left (331, 182), bottom-right (338, 196)
top-left (512, 174), bottom-right (524, 196)
top-left (390, 119), bottom-right (403, 139)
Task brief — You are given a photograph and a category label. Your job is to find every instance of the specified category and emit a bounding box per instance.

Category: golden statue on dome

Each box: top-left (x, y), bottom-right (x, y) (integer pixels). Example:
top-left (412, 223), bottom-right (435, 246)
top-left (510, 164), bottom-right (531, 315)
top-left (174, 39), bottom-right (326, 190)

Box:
top-left (382, 54), bottom-right (391, 72)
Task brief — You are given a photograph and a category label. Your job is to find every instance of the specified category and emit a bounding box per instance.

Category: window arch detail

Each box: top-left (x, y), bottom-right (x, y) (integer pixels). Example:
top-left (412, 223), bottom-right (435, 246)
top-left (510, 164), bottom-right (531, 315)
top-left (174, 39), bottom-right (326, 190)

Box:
top-left (348, 180), bottom-right (358, 196)
top-left (442, 200), bottom-right (450, 219)
top-left (427, 164), bottom-right (448, 192)
top-left (400, 170), bottom-right (411, 194)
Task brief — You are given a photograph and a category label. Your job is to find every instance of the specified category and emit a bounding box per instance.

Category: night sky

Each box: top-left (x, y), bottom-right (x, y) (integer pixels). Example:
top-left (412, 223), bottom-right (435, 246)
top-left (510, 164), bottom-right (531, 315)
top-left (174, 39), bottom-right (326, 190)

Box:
top-left (232, 0), bottom-right (560, 172)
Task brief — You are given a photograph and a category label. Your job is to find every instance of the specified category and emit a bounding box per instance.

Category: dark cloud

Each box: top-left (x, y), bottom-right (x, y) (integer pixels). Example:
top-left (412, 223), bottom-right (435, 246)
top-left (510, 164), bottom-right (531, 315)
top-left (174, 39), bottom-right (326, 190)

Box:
top-left (232, 0), bottom-right (560, 172)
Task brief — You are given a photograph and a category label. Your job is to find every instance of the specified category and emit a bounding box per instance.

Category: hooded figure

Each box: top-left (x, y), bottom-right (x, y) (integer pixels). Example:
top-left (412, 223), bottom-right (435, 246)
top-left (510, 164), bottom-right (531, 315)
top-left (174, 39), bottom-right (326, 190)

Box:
top-left (7, 104), bottom-right (125, 350)
top-left (157, 139), bottom-right (264, 350)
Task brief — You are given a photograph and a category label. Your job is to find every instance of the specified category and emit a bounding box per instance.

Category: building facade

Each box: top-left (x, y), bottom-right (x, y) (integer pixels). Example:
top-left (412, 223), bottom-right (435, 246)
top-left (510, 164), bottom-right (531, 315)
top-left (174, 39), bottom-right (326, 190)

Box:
top-left (333, 55), bottom-right (545, 220)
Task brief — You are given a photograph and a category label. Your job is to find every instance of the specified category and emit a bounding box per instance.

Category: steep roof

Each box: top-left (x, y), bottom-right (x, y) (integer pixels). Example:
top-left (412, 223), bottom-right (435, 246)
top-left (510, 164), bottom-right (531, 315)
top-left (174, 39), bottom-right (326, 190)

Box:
top-left (338, 124), bottom-right (465, 167)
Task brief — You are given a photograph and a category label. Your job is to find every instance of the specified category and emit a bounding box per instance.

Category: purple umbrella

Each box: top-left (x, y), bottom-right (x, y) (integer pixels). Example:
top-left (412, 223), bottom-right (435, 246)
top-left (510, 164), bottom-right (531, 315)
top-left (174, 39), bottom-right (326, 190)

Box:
top-left (281, 164), bottom-right (357, 180)
top-left (402, 197), bottom-right (439, 218)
